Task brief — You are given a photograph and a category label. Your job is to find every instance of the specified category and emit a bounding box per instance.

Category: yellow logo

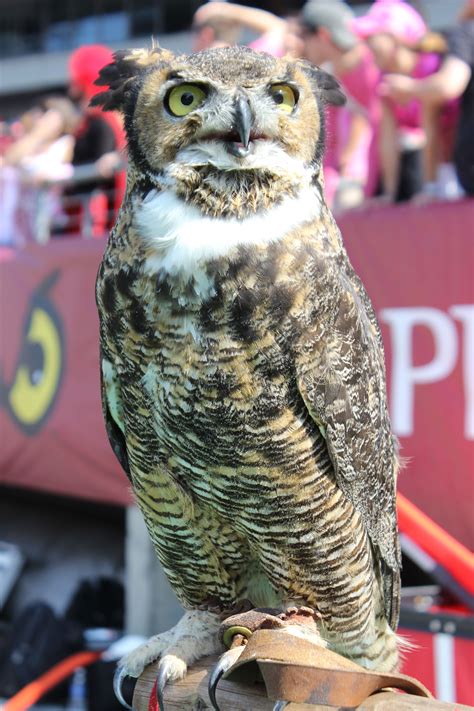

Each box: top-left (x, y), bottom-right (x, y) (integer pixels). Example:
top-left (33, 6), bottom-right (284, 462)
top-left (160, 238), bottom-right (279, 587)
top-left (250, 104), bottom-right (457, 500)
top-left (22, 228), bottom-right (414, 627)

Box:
top-left (1, 271), bottom-right (64, 435)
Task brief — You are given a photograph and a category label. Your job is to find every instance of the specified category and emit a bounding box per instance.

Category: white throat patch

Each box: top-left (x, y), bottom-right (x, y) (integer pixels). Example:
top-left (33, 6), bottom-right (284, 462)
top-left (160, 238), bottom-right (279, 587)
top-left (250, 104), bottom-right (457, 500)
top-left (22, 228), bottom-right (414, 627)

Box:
top-left (137, 181), bottom-right (320, 294)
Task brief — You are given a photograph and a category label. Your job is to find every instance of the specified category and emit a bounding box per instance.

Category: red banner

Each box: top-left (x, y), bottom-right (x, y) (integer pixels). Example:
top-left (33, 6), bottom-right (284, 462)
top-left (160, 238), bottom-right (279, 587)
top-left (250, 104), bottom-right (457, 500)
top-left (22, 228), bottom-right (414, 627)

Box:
top-left (338, 200), bottom-right (474, 550)
top-left (0, 239), bottom-right (126, 505)
top-left (0, 200), bottom-right (473, 548)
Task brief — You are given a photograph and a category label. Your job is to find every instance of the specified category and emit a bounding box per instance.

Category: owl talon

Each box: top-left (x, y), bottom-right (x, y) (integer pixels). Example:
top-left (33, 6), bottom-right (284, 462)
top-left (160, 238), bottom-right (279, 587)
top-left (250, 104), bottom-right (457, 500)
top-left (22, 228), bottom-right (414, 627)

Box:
top-left (208, 645), bottom-right (245, 711)
top-left (113, 665), bottom-right (135, 710)
top-left (273, 702), bottom-right (288, 711)
top-left (155, 656), bottom-right (180, 711)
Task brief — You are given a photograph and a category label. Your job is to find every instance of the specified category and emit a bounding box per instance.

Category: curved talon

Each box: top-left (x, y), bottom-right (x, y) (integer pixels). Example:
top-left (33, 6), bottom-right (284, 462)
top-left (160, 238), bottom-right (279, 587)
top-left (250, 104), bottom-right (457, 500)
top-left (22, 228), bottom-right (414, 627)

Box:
top-left (113, 666), bottom-right (134, 710)
top-left (208, 645), bottom-right (245, 711)
top-left (155, 657), bottom-right (177, 711)
top-left (273, 702), bottom-right (288, 711)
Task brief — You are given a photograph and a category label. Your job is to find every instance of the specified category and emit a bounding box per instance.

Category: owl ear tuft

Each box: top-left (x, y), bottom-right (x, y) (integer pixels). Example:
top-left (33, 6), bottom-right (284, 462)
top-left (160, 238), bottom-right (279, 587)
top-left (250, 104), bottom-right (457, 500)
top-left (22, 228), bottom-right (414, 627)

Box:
top-left (297, 61), bottom-right (346, 107)
top-left (90, 46), bottom-right (175, 111)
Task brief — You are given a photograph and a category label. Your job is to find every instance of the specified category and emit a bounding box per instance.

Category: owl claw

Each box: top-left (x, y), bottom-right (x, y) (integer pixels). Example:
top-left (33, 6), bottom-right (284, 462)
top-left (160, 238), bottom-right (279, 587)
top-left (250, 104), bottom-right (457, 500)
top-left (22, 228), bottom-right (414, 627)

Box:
top-left (273, 702), bottom-right (288, 711)
top-left (113, 665), bottom-right (135, 710)
top-left (155, 656), bottom-right (179, 711)
top-left (208, 645), bottom-right (245, 711)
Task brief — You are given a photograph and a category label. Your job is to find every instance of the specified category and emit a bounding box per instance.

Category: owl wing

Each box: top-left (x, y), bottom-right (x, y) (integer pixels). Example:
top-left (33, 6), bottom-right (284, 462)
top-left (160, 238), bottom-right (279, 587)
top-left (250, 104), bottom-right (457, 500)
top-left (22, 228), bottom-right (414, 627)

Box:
top-left (100, 348), bottom-right (131, 480)
top-left (294, 266), bottom-right (401, 630)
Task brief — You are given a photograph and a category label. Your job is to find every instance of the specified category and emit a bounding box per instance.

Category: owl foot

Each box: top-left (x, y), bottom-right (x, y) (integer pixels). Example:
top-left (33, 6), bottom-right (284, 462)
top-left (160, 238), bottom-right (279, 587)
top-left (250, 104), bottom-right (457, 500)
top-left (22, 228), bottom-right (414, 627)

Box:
top-left (155, 654), bottom-right (187, 711)
top-left (113, 666), bottom-right (135, 709)
top-left (277, 605), bottom-right (321, 627)
top-left (113, 609), bottom-right (221, 710)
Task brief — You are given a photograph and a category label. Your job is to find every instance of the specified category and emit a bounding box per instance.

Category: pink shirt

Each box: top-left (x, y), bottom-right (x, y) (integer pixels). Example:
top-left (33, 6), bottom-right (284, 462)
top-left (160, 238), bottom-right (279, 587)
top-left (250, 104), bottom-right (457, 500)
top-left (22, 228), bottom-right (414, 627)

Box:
top-left (249, 32), bottom-right (285, 57)
top-left (387, 52), bottom-right (459, 157)
top-left (249, 36), bottom-right (383, 199)
top-left (324, 44), bottom-right (382, 198)
top-left (391, 53), bottom-right (441, 129)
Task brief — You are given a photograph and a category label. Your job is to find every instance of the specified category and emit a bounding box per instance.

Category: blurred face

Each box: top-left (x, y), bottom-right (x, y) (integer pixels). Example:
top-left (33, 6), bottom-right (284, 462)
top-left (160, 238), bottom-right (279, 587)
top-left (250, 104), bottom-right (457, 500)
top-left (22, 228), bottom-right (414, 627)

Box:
top-left (366, 33), bottom-right (398, 72)
top-left (460, 0), bottom-right (474, 19)
top-left (20, 107), bottom-right (44, 133)
top-left (299, 25), bottom-right (333, 65)
top-left (283, 17), bottom-right (305, 58)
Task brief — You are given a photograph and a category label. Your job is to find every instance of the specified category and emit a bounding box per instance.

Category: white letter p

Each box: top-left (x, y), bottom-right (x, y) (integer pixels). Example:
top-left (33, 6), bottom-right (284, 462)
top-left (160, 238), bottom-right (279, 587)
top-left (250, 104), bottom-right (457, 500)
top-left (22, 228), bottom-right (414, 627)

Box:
top-left (380, 307), bottom-right (458, 437)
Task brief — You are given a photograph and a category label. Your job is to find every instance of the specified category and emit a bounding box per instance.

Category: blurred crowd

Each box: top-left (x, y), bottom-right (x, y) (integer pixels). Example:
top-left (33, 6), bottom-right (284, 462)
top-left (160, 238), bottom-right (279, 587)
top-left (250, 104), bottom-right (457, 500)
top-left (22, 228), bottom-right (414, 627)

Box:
top-left (1, 0), bottom-right (474, 246)
top-left (0, 44), bottom-right (125, 246)
top-left (193, 0), bottom-right (474, 211)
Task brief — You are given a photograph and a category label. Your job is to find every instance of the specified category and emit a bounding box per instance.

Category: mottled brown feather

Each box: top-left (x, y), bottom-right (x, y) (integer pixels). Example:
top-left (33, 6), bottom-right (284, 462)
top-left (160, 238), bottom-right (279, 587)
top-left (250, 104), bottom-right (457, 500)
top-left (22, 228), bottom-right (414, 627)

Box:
top-left (96, 46), bottom-right (400, 673)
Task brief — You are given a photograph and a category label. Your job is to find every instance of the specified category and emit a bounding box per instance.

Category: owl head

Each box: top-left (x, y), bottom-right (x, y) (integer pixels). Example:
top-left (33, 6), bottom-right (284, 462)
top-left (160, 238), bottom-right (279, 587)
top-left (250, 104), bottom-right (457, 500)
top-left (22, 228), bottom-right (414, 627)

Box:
top-left (93, 45), bottom-right (345, 216)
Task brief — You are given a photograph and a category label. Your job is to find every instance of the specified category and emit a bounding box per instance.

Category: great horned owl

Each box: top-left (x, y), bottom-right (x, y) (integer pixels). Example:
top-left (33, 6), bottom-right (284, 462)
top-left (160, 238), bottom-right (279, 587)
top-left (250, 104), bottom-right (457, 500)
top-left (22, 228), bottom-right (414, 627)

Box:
top-left (93, 45), bottom-right (401, 706)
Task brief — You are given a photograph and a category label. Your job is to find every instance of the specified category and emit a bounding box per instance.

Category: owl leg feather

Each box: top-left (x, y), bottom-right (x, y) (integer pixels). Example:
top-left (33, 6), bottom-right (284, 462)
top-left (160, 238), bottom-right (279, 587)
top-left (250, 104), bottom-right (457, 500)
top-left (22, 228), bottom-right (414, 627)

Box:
top-left (114, 609), bottom-right (222, 709)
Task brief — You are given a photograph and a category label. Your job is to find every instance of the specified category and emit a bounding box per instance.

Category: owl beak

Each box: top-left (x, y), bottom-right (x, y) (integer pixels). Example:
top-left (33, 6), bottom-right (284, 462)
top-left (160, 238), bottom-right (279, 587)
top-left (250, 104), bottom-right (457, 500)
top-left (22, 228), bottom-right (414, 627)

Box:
top-left (228, 95), bottom-right (253, 158)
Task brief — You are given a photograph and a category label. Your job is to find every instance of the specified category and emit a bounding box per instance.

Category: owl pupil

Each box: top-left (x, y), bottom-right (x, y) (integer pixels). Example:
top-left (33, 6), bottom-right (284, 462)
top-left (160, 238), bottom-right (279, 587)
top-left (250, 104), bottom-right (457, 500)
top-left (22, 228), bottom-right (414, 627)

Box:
top-left (274, 92), bottom-right (284, 105)
top-left (181, 92), bottom-right (194, 106)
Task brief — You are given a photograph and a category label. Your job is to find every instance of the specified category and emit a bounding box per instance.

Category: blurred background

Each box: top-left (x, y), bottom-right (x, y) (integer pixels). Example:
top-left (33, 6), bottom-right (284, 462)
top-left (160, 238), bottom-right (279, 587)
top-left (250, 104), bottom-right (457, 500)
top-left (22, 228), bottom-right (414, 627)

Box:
top-left (0, 1), bottom-right (473, 709)
top-left (0, 1), bottom-right (469, 116)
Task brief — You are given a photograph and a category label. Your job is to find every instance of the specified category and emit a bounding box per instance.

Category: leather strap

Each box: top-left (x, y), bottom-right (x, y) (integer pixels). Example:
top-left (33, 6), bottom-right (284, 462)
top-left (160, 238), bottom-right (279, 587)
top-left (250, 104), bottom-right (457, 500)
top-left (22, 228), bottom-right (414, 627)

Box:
top-left (225, 629), bottom-right (432, 707)
top-left (259, 660), bottom-right (432, 707)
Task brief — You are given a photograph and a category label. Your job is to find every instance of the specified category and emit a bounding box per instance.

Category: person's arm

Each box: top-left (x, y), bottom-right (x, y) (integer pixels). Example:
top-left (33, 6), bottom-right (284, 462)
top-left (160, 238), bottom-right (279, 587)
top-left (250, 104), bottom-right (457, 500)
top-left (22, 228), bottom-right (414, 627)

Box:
top-left (420, 102), bottom-right (442, 185)
top-left (378, 101), bottom-right (400, 201)
top-left (5, 109), bottom-right (64, 166)
top-left (193, 2), bottom-right (285, 35)
top-left (381, 56), bottom-right (471, 106)
top-left (95, 151), bottom-right (123, 178)
top-left (338, 111), bottom-right (371, 179)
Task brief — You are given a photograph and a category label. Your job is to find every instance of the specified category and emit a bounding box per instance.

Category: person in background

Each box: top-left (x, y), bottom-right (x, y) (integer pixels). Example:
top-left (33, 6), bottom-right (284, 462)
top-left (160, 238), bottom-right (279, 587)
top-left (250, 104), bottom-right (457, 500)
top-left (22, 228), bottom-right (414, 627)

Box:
top-left (298, 1), bottom-right (381, 210)
top-left (192, 2), bottom-right (372, 211)
top-left (192, 4), bottom-right (246, 51)
top-left (67, 44), bottom-right (126, 233)
top-left (381, 0), bottom-right (474, 197)
top-left (0, 97), bottom-right (78, 246)
top-left (68, 44), bottom-right (125, 183)
top-left (191, 2), bottom-right (302, 57)
top-left (353, 0), bottom-right (458, 202)
top-left (4, 97), bottom-right (77, 182)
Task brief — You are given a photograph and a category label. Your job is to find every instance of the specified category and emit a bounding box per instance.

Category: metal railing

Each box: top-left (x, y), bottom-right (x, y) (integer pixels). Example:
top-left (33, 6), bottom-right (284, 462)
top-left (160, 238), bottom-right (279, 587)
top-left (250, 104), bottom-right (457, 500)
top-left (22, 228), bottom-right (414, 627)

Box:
top-left (43, 163), bottom-right (119, 243)
top-left (3, 163), bottom-right (120, 247)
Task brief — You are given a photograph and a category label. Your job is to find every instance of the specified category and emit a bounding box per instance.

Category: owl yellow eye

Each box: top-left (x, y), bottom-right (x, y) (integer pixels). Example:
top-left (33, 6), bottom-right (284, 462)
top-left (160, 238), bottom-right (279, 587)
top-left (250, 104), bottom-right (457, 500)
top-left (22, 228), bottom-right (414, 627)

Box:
top-left (270, 84), bottom-right (297, 113)
top-left (166, 84), bottom-right (207, 116)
